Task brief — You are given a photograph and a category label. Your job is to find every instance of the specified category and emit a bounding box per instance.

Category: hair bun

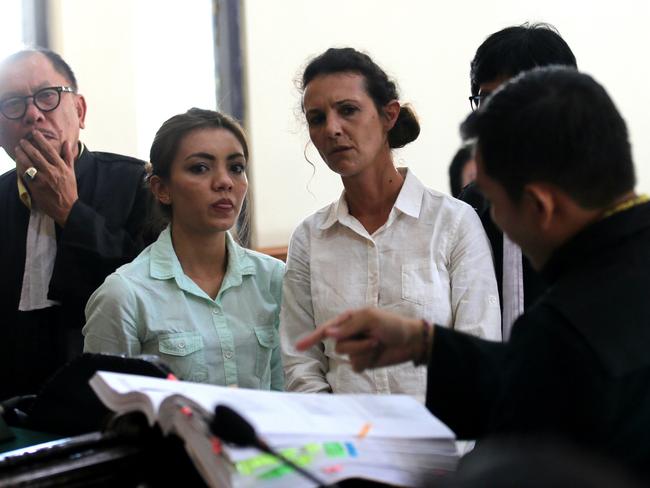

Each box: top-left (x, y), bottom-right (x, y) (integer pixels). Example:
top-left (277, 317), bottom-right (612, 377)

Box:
top-left (388, 105), bottom-right (420, 148)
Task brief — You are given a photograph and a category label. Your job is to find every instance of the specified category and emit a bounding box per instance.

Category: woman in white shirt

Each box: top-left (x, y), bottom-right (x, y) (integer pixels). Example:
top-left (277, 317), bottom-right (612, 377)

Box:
top-left (280, 48), bottom-right (501, 402)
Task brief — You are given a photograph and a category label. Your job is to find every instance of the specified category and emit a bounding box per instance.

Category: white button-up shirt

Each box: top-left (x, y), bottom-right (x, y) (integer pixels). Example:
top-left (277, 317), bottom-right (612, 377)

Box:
top-left (280, 168), bottom-right (501, 403)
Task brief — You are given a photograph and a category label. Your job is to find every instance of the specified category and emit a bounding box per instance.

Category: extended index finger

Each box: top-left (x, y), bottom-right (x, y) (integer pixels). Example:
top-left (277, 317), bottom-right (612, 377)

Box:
top-left (295, 311), bottom-right (353, 351)
top-left (326, 307), bottom-right (377, 341)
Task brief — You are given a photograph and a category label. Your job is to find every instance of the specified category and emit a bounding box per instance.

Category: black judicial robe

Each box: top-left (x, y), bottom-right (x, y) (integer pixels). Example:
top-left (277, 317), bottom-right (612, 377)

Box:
top-left (426, 201), bottom-right (650, 479)
top-left (0, 148), bottom-right (150, 399)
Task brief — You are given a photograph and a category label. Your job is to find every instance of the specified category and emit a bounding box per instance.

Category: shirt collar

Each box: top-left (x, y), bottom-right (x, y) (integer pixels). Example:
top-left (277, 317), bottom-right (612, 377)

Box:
top-left (318, 167), bottom-right (424, 230)
top-left (17, 141), bottom-right (85, 209)
top-left (393, 167), bottom-right (424, 218)
top-left (149, 225), bottom-right (256, 299)
top-left (221, 231), bottom-right (257, 291)
top-left (319, 192), bottom-right (349, 230)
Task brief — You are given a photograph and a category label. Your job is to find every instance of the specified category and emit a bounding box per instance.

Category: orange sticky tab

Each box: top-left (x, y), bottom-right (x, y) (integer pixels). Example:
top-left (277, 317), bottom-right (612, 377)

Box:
top-left (167, 373), bottom-right (178, 381)
top-left (357, 422), bottom-right (372, 439)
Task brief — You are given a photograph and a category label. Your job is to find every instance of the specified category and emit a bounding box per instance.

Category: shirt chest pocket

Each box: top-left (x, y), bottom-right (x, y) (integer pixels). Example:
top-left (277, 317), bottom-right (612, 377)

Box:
top-left (254, 325), bottom-right (278, 379)
top-left (401, 261), bottom-right (442, 305)
top-left (158, 332), bottom-right (208, 382)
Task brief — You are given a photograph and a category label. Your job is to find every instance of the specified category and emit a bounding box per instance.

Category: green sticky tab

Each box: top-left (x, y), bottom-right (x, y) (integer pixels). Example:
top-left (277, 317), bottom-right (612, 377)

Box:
top-left (324, 442), bottom-right (346, 457)
top-left (279, 447), bottom-right (299, 460)
top-left (236, 453), bottom-right (278, 475)
top-left (295, 453), bottom-right (315, 466)
top-left (260, 464), bottom-right (293, 479)
top-left (279, 443), bottom-right (322, 466)
top-left (304, 443), bottom-right (321, 454)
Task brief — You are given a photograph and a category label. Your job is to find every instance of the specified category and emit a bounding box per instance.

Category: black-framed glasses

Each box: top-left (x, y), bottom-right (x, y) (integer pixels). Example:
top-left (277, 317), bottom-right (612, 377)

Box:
top-left (468, 94), bottom-right (489, 112)
top-left (0, 86), bottom-right (75, 120)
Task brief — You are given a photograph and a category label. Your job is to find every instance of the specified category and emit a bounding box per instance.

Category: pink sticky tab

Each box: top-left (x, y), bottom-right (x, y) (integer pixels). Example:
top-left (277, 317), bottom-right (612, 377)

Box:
top-left (211, 437), bottom-right (223, 455)
top-left (322, 464), bottom-right (343, 474)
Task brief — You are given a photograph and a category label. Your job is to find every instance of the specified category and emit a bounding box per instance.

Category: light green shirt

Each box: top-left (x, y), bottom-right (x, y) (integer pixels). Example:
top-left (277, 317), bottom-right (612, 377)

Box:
top-left (83, 226), bottom-right (285, 390)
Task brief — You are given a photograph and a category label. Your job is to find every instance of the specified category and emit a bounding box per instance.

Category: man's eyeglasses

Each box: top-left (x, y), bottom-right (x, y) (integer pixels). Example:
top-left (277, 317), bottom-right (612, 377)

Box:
top-left (0, 86), bottom-right (75, 120)
top-left (469, 94), bottom-right (489, 112)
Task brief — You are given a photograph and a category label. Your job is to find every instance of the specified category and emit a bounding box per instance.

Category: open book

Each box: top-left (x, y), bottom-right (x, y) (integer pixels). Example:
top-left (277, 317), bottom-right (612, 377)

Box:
top-left (90, 371), bottom-right (459, 487)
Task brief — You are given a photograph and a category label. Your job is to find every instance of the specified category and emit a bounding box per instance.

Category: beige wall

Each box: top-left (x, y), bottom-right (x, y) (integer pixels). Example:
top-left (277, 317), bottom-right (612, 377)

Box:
top-left (244, 0), bottom-right (650, 247)
top-left (49, 0), bottom-right (216, 161)
top-left (49, 0), bottom-right (139, 157)
top-left (0, 1), bottom-right (41, 174)
top-left (37, 1), bottom-right (650, 248)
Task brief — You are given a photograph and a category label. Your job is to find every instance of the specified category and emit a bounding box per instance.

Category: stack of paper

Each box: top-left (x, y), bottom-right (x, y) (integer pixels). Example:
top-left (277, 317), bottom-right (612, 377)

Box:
top-left (90, 371), bottom-right (458, 487)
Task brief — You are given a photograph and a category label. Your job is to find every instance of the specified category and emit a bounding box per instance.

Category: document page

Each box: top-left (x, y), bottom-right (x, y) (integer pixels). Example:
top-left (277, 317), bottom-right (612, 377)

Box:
top-left (91, 371), bottom-right (454, 439)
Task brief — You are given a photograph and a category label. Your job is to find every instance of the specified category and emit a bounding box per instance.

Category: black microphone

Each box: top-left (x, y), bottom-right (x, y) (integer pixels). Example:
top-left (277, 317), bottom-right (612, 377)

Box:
top-left (210, 404), bottom-right (339, 488)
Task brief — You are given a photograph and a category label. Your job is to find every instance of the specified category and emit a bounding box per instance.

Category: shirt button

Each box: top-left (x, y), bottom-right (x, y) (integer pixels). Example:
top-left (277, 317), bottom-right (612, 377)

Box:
top-left (212, 308), bottom-right (220, 315)
top-left (224, 352), bottom-right (233, 359)
top-left (178, 342), bottom-right (185, 349)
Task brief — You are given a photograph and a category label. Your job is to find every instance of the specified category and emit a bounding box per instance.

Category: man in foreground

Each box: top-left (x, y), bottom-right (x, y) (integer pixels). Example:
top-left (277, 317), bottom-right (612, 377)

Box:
top-left (298, 67), bottom-right (650, 480)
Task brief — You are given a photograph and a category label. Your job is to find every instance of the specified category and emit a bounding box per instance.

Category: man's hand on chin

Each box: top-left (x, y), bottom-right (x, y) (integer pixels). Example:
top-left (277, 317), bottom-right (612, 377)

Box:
top-left (15, 130), bottom-right (78, 226)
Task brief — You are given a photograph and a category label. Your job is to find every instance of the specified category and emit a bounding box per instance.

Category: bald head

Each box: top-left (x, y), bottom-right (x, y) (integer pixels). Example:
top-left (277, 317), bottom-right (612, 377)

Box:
top-left (0, 48), bottom-right (78, 92)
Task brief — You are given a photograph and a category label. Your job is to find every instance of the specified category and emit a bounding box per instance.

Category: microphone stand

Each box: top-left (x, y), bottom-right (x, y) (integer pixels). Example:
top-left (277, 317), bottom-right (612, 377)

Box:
top-left (210, 405), bottom-right (340, 488)
top-left (254, 437), bottom-right (339, 488)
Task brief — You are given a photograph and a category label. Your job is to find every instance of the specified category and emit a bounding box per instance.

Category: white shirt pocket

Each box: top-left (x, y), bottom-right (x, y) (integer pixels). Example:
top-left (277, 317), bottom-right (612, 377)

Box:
top-left (401, 261), bottom-right (438, 305)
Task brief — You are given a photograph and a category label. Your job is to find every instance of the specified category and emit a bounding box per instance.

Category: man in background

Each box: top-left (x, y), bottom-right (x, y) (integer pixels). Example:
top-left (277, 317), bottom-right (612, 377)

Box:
top-left (448, 141), bottom-right (476, 198)
top-left (462, 23), bottom-right (577, 339)
top-left (0, 48), bottom-right (150, 400)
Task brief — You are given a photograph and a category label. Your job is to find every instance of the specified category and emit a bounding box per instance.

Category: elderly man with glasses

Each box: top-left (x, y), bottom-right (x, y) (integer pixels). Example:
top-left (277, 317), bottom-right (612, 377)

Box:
top-left (0, 48), bottom-right (151, 400)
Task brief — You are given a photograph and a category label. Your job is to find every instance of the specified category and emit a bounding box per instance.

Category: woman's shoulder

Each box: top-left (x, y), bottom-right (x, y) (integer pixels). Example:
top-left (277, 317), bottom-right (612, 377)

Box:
top-left (107, 245), bottom-right (158, 290)
top-left (85, 250), bottom-right (154, 323)
top-left (227, 235), bottom-right (285, 283)
top-left (299, 200), bottom-right (339, 228)
top-left (89, 261), bottom-right (143, 307)
top-left (237, 247), bottom-right (286, 297)
top-left (403, 168), bottom-right (473, 215)
top-left (413, 185), bottom-right (487, 245)
top-left (241, 247), bottom-right (286, 273)
top-left (289, 199), bottom-right (341, 241)
top-left (272, 203), bottom-right (335, 258)
top-left (420, 184), bottom-right (477, 218)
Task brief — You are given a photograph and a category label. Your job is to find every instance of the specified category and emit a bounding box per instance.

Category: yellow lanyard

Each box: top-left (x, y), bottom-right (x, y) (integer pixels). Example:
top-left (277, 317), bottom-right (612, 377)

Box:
top-left (602, 194), bottom-right (650, 219)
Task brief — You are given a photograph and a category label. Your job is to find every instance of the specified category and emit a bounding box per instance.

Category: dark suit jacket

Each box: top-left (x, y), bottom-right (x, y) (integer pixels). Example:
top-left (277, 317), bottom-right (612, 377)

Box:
top-left (426, 201), bottom-right (650, 479)
top-left (0, 147), bottom-right (150, 399)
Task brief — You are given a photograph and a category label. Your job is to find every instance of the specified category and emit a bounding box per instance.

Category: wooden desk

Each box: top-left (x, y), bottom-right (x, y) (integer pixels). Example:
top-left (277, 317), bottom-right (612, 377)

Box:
top-left (256, 246), bottom-right (288, 262)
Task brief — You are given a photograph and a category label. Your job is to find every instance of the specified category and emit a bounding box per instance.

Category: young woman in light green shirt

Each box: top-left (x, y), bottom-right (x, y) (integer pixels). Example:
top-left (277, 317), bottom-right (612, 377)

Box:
top-left (83, 108), bottom-right (284, 390)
